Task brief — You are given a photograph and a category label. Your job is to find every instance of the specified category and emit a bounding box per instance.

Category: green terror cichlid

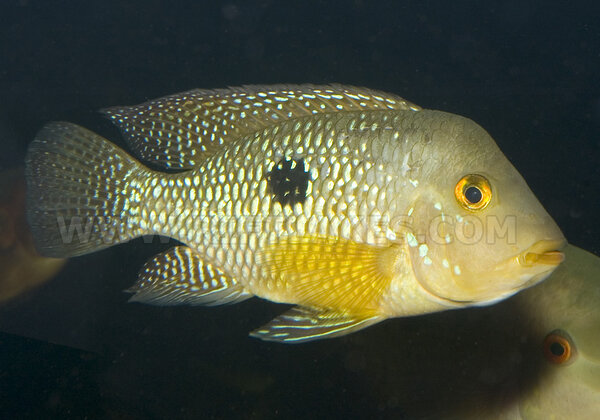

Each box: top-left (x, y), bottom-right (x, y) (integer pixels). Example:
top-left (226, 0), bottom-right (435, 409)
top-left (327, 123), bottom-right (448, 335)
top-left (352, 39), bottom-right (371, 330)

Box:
top-left (25, 85), bottom-right (565, 342)
top-left (350, 244), bottom-right (600, 419)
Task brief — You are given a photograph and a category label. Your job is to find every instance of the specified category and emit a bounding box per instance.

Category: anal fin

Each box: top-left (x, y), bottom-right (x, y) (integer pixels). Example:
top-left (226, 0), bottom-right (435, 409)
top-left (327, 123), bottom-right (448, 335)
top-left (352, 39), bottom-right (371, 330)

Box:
top-left (127, 246), bottom-right (251, 306)
top-left (250, 306), bottom-right (384, 343)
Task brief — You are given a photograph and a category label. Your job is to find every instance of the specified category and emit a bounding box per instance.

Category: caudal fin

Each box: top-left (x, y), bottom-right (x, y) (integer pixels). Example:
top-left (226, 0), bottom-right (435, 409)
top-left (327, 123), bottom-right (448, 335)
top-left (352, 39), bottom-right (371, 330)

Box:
top-left (25, 122), bottom-right (147, 258)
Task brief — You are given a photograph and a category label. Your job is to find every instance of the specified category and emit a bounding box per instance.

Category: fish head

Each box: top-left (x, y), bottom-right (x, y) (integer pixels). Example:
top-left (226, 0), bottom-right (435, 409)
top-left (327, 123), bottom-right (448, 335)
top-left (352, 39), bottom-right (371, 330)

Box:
top-left (515, 245), bottom-right (600, 419)
top-left (401, 110), bottom-right (566, 305)
top-left (518, 327), bottom-right (600, 419)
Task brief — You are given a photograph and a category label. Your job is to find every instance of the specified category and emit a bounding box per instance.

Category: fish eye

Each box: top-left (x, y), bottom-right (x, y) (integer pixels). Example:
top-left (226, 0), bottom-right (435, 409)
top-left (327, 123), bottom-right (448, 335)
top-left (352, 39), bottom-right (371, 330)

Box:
top-left (465, 186), bottom-right (482, 204)
top-left (454, 174), bottom-right (492, 211)
top-left (543, 329), bottom-right (576, 365)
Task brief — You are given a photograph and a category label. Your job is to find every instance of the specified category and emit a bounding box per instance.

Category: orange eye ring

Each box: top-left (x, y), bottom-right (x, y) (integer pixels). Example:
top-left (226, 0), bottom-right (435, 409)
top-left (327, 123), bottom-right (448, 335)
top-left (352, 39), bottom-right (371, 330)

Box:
top-left (455, 174), bottom-right (492, 211)
top-left (543, 330), bottom-right (575, 365)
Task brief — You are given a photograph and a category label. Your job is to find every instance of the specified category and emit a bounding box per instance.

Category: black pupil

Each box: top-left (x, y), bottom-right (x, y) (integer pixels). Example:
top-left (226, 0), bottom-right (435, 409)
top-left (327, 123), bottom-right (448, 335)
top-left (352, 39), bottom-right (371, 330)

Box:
top-left (464, 186), bottom-right (482, 204)
top-left (550, 341), bottom-right (565, 357)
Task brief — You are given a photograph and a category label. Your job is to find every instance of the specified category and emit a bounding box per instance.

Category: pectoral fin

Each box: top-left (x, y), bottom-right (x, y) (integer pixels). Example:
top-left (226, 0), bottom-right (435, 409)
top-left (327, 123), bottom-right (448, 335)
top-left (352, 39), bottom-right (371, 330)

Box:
top-left (250, 306), bottom-right (384, 343)
top-left (127, 246), bottom-right (251, 306)
top-left (260, 235), bottom-right (400, 313)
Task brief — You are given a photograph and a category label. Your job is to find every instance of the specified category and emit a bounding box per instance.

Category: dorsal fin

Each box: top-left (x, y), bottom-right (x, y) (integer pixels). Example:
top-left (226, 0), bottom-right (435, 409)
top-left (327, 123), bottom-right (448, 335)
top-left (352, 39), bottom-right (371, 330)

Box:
top-left (101, 84), bottom-right (421, 169)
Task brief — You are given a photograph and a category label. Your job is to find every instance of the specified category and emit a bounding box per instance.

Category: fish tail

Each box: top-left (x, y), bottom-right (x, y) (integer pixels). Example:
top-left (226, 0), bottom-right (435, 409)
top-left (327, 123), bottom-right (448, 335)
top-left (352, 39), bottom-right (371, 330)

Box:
top-left (25, 122), bottom-right (148, 258)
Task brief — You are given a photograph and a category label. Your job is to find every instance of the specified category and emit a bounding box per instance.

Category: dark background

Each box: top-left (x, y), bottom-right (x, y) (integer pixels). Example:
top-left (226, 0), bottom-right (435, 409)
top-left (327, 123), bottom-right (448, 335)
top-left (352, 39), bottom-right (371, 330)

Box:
top-left (0, 1), bottom-right (599, 419)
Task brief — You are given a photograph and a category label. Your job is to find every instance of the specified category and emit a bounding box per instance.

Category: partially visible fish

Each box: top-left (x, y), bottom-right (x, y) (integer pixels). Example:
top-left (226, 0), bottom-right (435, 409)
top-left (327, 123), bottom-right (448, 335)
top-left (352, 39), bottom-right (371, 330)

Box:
top-left (25, 85), bottom-right (565, 342)
top-left (350, 245), bottom-right (600, 420)
top-left (0, 168), bottom-right (66, 303)
top-left (511, 245), bottom-right (600, 419)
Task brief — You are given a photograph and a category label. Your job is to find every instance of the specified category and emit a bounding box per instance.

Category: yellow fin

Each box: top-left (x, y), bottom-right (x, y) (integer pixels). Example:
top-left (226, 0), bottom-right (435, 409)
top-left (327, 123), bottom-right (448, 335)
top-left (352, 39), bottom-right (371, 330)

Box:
top-left (250, 306), bottom-right (384, 343)
top-left (260, 236), bottom-right (398, 315)
top-left (128, 246), bottom-right (251, 306)
top-left (102, 84), bottom-right (421, 169)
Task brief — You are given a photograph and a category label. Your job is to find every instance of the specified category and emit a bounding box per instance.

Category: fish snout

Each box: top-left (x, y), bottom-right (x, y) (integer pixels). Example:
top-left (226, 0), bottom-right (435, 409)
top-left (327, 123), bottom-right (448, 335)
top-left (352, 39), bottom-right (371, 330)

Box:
top-left (517, 239), bottom-right (567, 267)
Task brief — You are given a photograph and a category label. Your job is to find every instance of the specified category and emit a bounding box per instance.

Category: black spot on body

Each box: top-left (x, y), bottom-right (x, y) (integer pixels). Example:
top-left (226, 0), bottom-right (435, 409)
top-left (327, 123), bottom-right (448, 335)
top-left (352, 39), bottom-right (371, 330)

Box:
top-left (267, 157), bottom-right (310, 207)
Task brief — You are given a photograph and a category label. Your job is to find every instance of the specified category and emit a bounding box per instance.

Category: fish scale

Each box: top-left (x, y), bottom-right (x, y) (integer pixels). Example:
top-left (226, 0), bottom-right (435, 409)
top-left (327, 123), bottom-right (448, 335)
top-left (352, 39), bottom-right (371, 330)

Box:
top-left (25, 84), bottom-right (565, 343)
top-left (102, 84), bottom-right (420, 169)
top-left (132, 112), bottom-right (401, 306)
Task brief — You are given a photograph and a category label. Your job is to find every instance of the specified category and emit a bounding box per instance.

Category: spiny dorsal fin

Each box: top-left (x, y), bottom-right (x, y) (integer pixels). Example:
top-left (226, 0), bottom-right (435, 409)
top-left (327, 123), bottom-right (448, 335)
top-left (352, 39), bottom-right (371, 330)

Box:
top-left (250, 306), bottom-right (384, 343)
top-left (102, 84), bottom-right (421, 169)
top-left (127, 246), bottom-right (251, 306)
top-left (259, 235), bottom-right (399, 314)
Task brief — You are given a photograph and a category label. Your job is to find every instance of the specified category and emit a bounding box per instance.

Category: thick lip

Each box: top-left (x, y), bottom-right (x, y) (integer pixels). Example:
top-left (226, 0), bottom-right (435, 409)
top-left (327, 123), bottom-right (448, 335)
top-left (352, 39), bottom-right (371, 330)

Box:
top-left (517, 239), bottom-right (567, 267)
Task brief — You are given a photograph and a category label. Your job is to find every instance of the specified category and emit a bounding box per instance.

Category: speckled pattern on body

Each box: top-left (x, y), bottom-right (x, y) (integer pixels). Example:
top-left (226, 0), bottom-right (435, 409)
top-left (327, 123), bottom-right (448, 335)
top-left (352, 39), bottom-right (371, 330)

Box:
top-left (25, 85), bottom-right (565, 342)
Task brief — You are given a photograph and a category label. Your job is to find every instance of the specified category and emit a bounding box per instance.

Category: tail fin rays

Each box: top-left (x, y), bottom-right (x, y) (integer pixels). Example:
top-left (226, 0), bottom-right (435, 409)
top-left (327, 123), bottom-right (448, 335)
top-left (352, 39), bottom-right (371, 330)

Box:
top-left (25, 122), bottom-right (147, 257)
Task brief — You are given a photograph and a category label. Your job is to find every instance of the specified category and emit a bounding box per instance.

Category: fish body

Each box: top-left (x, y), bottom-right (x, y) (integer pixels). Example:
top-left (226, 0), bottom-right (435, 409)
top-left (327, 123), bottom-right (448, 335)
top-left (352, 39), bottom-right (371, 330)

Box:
top-left (25, 85), bottom-right (565, 342)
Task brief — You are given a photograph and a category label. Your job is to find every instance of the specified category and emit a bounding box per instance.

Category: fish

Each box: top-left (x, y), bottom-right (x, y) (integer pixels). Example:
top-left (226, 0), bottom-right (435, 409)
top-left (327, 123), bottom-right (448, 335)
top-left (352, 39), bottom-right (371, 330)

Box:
top-left (515, 245), bottom-right (600, 420)
top-left (0, 168), bottom-right (66, 303)
top-left (512, 245), bottom-right (600, 419)
top-left (349, 244), bottom-right (600, 419)
top-left (24, 84), bottom-right (566, 342)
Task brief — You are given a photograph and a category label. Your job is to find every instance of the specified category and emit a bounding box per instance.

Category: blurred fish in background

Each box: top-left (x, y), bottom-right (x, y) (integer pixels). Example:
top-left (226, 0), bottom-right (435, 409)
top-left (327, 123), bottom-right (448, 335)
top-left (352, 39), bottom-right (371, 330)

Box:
top-left (0, 118), bottom-right (66, 304)
top-left (349, 244), bottom-right (600, 419)
top-left (0, 1), bottom-right (598, 417)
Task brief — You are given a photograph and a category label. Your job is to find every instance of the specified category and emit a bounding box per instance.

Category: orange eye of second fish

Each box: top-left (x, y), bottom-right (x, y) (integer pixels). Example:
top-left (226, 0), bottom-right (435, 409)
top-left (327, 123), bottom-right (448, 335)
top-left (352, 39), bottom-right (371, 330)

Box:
top-left (454, 174), bottom-right (492, 211)
top-left (543, 330), bottom-right (575, 365)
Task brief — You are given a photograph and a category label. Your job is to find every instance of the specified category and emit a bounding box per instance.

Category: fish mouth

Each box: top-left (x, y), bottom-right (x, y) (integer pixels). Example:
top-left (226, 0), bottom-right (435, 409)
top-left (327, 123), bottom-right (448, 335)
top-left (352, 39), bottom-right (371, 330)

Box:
top-left (516, 239), bottom-right (566, 267)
